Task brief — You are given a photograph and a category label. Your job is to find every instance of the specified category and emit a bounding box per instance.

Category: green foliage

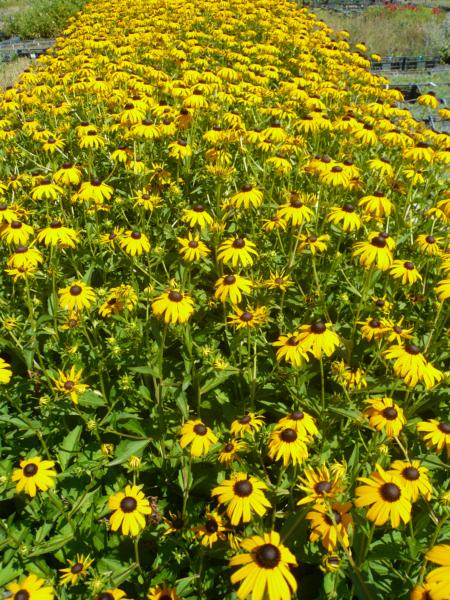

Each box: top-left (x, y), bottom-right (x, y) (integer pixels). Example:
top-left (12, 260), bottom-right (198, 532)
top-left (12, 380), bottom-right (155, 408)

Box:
top-left (4, 0), bottom-right (86, 39)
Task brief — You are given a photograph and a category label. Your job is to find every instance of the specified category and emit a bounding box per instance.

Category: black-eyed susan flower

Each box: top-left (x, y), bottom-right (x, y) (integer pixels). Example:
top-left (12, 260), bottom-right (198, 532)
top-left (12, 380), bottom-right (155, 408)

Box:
top-left (404, 142), bottom-right (434, 163)
top-left (267, 427), bottom-right (308, 466)
top-left (320, 164), bottom-right (352, 187)
top-left (152, 289), bottom-right (195, 324)
top-left (296, 233), bottom-right (330, 255)
top-left (410, 581), bottom-right (436, 600)
top-left (168, 138), bottom-right (192, 160)
top-left (211, 472), bottom-right (271, 525)
top-left (54, 162), bottom-right (82, 186)
top-left (7, 574), bottom-right (54, 600)
top-left (118, 230), bottom-right (151, 256)
top-left (98, 285), bottom-right (138, 317)
top-left (383, 343), bottom-right (443, 390)
top-left (327, 204), bottom-right (362, 232)
top-left (229, 530), bottom-right (297, 600)
top-left (108, 484), bottom-right (152, 536)
top-left (384, 319), bottom-right (414, 344)
top-left (59, 554), bottom-right (94, 586)
top-left (227, 306), bottom-right (268, 329)
top-left (0, 357), bottom-right (12, 384)
top-left (389, 460), bottom-right (432, 502)
top-left (7, 246), bottom-right (43, 269)
top-left (147, 586), bottom-right (180, 600)
top-left (214, 273), bottom-right (252, 304)
top-left (218, 439), bottom-right (246, 465)
top-left (12, 456), bottom-right (57, 497)
top-left (0, 220), bottom-right (34, 245)
top-left (0, 202), bottom-right (18, 223)
top-left (36, 221), bottom-right (79, 249)
top-left (306, 502), bottom-right (353, 551)
top-left (182, 204), bottom-right (214, 228)
top-left (51, 367), bottom-right (88, 404)
top-left (177, 232), bottom-right (210, 262)
top-left (353, 233), bottom-right (394, 271)
top-left (358, 192), bottom-right (393, 219)
top-left (194, 511), bottom-right (227, 547)
top-left (5, 264), bottom-right (38, 282)
top-left (358, 317), bottom-right (390, 342)
top-left (77, 179), bottom-right (113, 204)
top-left (31, 178), bottom-right (64, 201)
top-left (276, 409), bottom-right (318, 439)
top-left (179, 419), bottom-right (218, 456)
top-left (331, 360), bottom-right (367, 390)
top-left (424, 544), bottom-right (450, 600)
top-left (58, 281), bottom-right (96, 312)
top-left (230, 413), bottom-right (265, 437)
top-left (297, 321), bottom-right (340, 359)
top-left (417, 419), bottom-right (450, 458)
top-left (355, 464), bottom-right (411, 528)
top-left (363, 397), bottom-right (406, 437)
top-left (297, 464), bottom-right (343, 506)
top-left (229, 184), bottom-right (263, 209)
top-left (95, 589), bottom-right (129, 600)
top-left (390, 260), bottom-right (422, 285)
top-left (277, 192), bottom-right (313, 226)
top-left (262, 214), bottom-right (287, 232)
top-left (272, 333), bottom-right (310, 367)
top-left (217, 237), bottom-right (258, 268)
top-left (263, 271), bottom-right (294, 291)
top-left (435, 278), bottom-right (450, 302)
top-left (417, 92), bottom-right (439, 110)
top-left (416, 234), bottom-right (443, 256)
top-left (367, 158), bottom-right (394, 179)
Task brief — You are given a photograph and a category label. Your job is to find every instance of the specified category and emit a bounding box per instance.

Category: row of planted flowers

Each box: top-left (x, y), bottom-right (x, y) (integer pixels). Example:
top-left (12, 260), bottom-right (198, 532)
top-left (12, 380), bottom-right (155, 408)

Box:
top-left (0, 0), bottom-right (449, 599)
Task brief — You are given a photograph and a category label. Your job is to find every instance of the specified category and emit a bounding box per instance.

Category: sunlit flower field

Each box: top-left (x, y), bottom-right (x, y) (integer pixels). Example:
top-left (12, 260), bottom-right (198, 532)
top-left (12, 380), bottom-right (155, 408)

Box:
top-left (0, 0), bottom-right (449, 599)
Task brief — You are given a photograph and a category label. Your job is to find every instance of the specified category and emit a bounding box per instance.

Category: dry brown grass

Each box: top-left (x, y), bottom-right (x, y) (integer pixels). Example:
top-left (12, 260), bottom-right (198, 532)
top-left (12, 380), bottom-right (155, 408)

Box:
top-left (0, 56), bottom-right (31, 88)
top-left (315, 4), bottom-right (448, 56)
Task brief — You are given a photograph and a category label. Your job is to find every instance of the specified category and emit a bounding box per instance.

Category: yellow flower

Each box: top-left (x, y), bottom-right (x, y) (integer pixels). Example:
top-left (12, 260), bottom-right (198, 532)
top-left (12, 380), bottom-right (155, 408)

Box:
top-left (182, 204), bottom-right (214, 228)
top-left (217, 236), bottom-right (258, 268)
top-left (214, 273), bottom-right (252, 304)
top-left (227, 306), bottom-right (268, 329)
top-left (58, 281), bottom-right (96, 312)
top-left (59, 554), bottom-right (94, 586)
top-left (7, 574), bottom-right (54, 600)
top-left (179, 419), bottom-right (218, 456)
top-left (36, 221), bottom-right (79, 248)
top-left (383, 343), bottom-right (443, 390)
top-left (306, 502), bottom-right (353, 551)
top-left (229, 184), bottom-right (263, 209)
top-left (51, 366), bottom-right (88, 404)
top-left (389, 460), bottom-right (432, 502)
top-left (417, 419), bottom-right (450, 458)
top-left (177, 232), bottom-right (210, 262)
top-left (277, 192), bottom-right (314, 226)
top-left (296, 321), bottom-right (340, 359)
top-left (230, 413), bottom-right (265, 437)
top-left (211, 472), bottom-right (271, 525)
top-left (0, 353), bottom-right (13, 383)
top-left (108, 484), bottom-right (152, 536)
top-left (194, 512), bottom-right (228, 547)
top-left (168, 138), bottom-right (192, 160)
top-left (152, 289), bottom-right (195, 324)
top-left (147, 586), bottom-right (181, 600)
top-left (98, 285), bottom-right (138, 317)
top-left (267, 427), bottom-right (309, 466)
top-left (0, 220), bottom-right (34, 245)
top-left (12, 456), bottom-right (57, 497)
top-left (118, 230), bottom-right (151, 256)
top-left (390, 260), bottom-right (422, 285)
top-left (363, 397), bottom-right (406, 437)
top-left (353, 234), bottom-right (394, 271)
top-left (327, 204), bottom-right (362, 232)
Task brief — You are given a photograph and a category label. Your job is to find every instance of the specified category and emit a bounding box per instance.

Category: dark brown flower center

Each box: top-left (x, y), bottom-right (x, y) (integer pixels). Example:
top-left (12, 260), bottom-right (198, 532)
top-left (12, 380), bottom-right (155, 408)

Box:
top-left (280, 428), bottom-right (297, 442)
top-left (232, 238), bottom-right (245, 249)
top-left (402, 467), bottom-right (420, 481)
top-left (291, 199), bottom-right (303, 208)
top-left (178, 139), bottom-right (187, 147)
top-left (131, 231), bottom-right (141, 240)
top-left (331, 166), bottom-right (343, 173)
top-left (371, 236), bottom-right (386, 248)
top-left (224, 443), bottom-right (234, 452)
top-left (64, 380), bottom-right (75, 391)
top-left (405, 344), bottom-right (420, 355)
top-left (291, 410), bottom-right (304, 420)
top-left (16, 246), bottom-right (28, 254)
top-left (168, 290), bottom-right (182, 303)
top-left (286, 336), bottom-right (299, 346)
top-left (404, 261), bottom-right (414, 270)
top-left (71, 562), bottom-right (84, 574)
top-left (254, 543), bottom-right (281, 568)
top-left (23, 463), bottom-right (38, 477)
top-left (240, 311), bottom-right (253, 322)
top-left (369, 318), bottom-right (380, 328)
top-left (14, 591), bottom-right (30, 600)
top-left (96, 594), bottom-right (114, 600)
top-left (380, 482), bottom-right (401, 502)
top-left (325, 509), bottom-right (342, 525)
top-left (70, 285), bottom-right (82, 296)
top-left (188, 240), bottom-right (199, 248)
top-left (241, 184), bottom-right (252, 192)
top-left (205, 518), bottom-right (219, 533)
top-left (342, 204), bottom-right (354, 213)
top-left (315, 480), bottom-right (332, 495)
top-left (11, 221), bottom-right (22, 229)
top-left (193, 423), bottom-right (207, 436)
top-left (438, 422), bottom-right (450, 434)
top-left (50, 221), bottom-right (62, 229)
top-left (223, 275), bottom-right (236, 285)
top-left (393, 325), bottom-right (402, 334)
top-left (425, 235), bottom-right (435, 244)
top-left (310, 321), bottom-right (326, 334)
top-left (382, 407), bottom-right (398, 420)
top-left (239, 415), bottom-right (251, 424)
top-left (120, 496), bottom-right (137, 512)
top-left (234, 479), bottom-right (253, 497)
top-left (308, 235), bottom-right (318, 243)
top-left (193, 204), bottom-right (204, 212)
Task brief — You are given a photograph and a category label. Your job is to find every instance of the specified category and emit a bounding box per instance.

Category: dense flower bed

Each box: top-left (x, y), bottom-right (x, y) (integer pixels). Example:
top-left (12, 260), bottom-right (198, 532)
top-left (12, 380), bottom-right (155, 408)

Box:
top-left (0, 0), bottom-right (449, 598)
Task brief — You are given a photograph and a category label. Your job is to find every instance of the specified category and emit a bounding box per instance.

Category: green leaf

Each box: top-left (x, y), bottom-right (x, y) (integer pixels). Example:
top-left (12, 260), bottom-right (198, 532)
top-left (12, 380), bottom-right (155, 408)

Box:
top-left (131, 365), bottom-right (160, 377)
top-left (200, 370), bottom-right (237, 395)
top-left (108, 439), bottom-right (149, 466)
top-left (78, 390), bottom-right (106, 407)
top-left (58, 425), bottom-right (83, 470)
top-left (175, 391), bottom-right (189, 419)
top-left (0, 562), bottom-right (20, 587)
top-left (28, 533), bottom-right (74, 557)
